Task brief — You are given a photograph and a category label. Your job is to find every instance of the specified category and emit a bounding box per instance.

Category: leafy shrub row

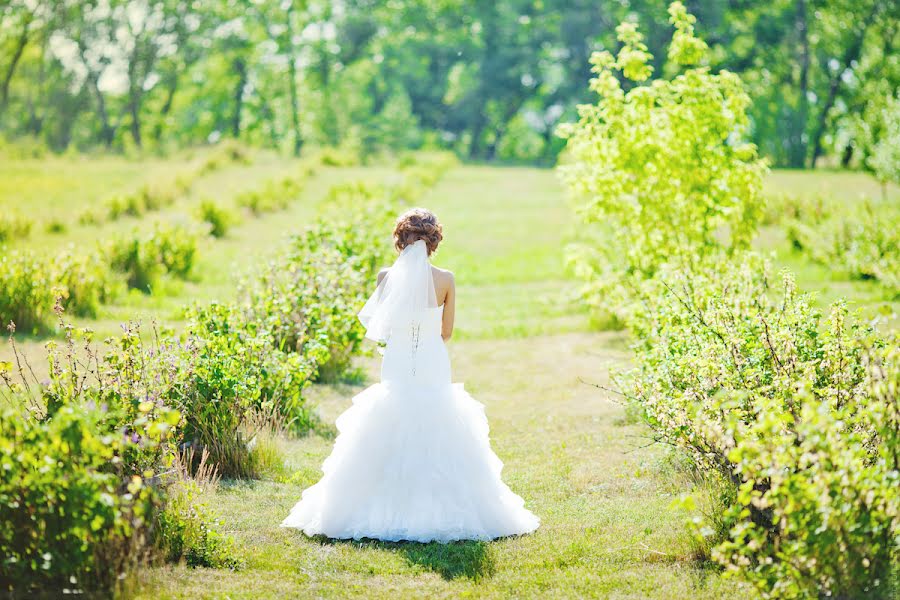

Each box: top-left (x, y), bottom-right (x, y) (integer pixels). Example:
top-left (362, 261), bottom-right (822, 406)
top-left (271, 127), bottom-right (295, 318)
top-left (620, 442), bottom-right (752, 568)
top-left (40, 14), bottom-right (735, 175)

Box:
top-left (0, 212), bottom-right (33, 242)
top-left (0, 317), bottom-right (247, 593)
top-left (0, 403), bottom-right (162, 593)
top-left (78, 142), bottom-right (253, 227)
top-left (106, 223), bottom-right (199, 293)
top-left (0, 222), bottom-right (198, 333)
top-left (234, 162), bottom-right (314, 216)
top-left (561, 4), bottom-right (899, 597)
top-left (0, 323), bottom-right (184, 593)
top-left (0, 247), bottom-right (119, 333)
top-left (625, 258), bottom-right (898, 598)
top-left (780, 196), bottom-right (900, 293)
top-left (177, 302), bottom-right (323, 475)
top-left (239, 152), bottom-right (453, 383)
top-left (0, 151), bottom-right (456, 593)
top-left (242, 182), bottom-right (393, 383)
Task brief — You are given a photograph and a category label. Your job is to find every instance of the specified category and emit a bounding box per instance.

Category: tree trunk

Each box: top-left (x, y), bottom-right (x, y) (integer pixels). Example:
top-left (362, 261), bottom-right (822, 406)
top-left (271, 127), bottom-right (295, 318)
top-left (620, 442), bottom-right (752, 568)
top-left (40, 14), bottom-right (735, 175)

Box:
top-left (154, 74), bottom-right (179, 142)
top-left (468, 112), bottom-right (487, 160)
top-left (808, 7), bottom-right (874, 167)
top-left (91, 75), bottom-right (114, 147)
top-left (128, 97), bottom-right (142, 147)
top-left (285, 3), bottom-right (303, 156)
top-left (0, 12), bottom-right (33, 110)
top-left (231, 57), bottom-right (247, 138)
top-left (788, 0), bottom-right (810, 168)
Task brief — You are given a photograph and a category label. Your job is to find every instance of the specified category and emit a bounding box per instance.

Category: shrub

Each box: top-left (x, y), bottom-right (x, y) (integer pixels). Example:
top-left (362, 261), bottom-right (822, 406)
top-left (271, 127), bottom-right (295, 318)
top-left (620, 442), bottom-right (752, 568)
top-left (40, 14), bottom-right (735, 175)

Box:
top-left (0, 251), bottom-right (56, 333)
top-left (0, 212), bottom-right (33, 243)
top-left (105, 186), bottom-right (176, 221)
top-left (45, 219), bottom-right (67, 234)
top-left (0, 396), bottom-right (166, 593)
top-left (241, 186), bottom-right (393, 382)
top-left (235, 176), bottom-right (303, 215)
top-left (107, 223), bottom-right (199, 292)
top-left (177, 302), bottom-right (321, 473)
top-left (154, 480), bottom-right (241, 570)
top-left (198, 142), bottom-right (252, 175)
top-left (151, 223), bottom-right (198, 279)
top-left (317, 144), bottom-right (361, 167)
top-left (786, 199), bottom-right (899, 293)
top-left (0, 322), bottom-right (237, 594)
top-left (558, 1), bottom-right (766, 321)
top-left (77, 207), bottom-right (104, 226)
top-left (50, 249), bottom-right (120, 318)
top-left (106, 234), bottom-right (164, 292)
top-left (196, 199), bottom-right (237, 238)
top-left (625, 255), bottom-right (899, 599)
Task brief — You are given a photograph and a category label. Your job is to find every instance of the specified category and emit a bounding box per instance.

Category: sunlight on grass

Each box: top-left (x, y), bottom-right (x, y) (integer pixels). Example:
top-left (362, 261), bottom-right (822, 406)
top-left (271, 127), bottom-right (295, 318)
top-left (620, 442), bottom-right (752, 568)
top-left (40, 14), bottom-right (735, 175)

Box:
top-left (3, 157), bottom-right (892, 598)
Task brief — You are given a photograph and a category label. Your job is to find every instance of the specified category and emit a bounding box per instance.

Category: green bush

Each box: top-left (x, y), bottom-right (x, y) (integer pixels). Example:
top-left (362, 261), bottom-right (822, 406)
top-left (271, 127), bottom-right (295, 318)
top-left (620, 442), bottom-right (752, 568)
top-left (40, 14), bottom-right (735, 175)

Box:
top-left (107, 223), bottom-right (199, 292)
top-left (155, 480), bottom-right (241, 569)
top-left (45, 219), bottom-right (67, 234)
top-left (196, 199), bottom-right (237, 238)
top-left (50, 249), bottom-right (120, 318)
top-left (177, 302), bottom-right (322, 474)
top-left (317, 143), bottom-right (361, 167)
top-left (198, 141), bottom-right (252, 175)
top-left (0, 247), bottom-right (121, 330)
top-left (558, 2), bottom-right (766, 321)
top-left (77, 207), bottom-right (104, 226)
top-left (0, 322), bottom-right (241, 593)
top-left (235, 176), bottom-right (303, 215)
top-left (0, 212), bottom-right (33, 242)
top-left (0, 250), bottom-right (56, 333)
top-left (625, 256), bottom-right (899, 599)
top-left (0, 403), bottom-right (159, 593)
top-left (242, 184), bottom-right (393, 382)
top-left (785, 198), bottom-right (899, 293)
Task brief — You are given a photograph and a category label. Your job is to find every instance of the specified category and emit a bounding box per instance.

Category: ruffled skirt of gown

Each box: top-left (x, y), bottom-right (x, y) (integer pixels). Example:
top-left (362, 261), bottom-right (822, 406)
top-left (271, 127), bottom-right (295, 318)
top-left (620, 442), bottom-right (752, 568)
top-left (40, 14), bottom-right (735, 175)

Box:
top-left (280, 379), bottom-right (540, 542)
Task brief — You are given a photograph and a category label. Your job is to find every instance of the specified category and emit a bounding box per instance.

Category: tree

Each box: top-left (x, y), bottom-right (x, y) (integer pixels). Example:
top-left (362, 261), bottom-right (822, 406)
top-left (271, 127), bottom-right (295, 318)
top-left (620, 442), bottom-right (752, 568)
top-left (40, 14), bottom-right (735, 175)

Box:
top-left (558, 2), bottom-right (767, 317)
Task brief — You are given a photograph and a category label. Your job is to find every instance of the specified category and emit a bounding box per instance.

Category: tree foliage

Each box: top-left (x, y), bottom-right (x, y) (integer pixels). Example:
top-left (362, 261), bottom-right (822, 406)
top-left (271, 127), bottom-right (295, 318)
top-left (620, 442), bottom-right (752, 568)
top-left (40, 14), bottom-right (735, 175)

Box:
top-left (0, 0), bottom-right (895, 166)
top-left (559, 2), bottom-right (767, 319)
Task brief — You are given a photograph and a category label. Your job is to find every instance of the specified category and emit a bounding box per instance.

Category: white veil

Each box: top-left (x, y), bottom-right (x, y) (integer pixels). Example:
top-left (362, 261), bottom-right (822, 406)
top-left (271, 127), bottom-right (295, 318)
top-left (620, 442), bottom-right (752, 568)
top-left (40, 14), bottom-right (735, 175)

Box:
top-left (358, 239), bottom-right (438, 343)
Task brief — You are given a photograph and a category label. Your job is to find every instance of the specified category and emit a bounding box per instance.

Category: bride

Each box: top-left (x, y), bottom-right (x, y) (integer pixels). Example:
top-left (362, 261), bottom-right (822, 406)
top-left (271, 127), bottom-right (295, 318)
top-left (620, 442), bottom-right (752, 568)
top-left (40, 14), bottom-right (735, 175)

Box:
top-left (282, 208), bottom-right (539, 543)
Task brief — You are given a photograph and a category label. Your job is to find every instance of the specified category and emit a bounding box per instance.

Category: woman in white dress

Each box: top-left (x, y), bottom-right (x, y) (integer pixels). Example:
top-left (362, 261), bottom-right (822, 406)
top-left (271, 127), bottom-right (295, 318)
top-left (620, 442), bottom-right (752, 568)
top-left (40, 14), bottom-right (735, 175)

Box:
top-left (282, 208), bottom-right (539, 543)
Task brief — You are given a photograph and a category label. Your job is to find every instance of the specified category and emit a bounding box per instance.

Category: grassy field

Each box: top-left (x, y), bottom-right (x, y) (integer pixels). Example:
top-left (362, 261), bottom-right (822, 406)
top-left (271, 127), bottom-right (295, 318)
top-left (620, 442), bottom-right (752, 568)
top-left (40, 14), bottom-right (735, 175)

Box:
top-left (2, 155), bottom-right (897, 597)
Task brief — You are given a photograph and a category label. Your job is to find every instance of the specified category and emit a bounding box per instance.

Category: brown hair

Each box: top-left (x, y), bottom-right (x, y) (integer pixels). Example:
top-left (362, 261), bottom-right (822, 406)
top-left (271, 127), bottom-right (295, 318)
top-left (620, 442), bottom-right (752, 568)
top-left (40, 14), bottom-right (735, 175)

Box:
top-left (393, 208), bottom-right (443, 255)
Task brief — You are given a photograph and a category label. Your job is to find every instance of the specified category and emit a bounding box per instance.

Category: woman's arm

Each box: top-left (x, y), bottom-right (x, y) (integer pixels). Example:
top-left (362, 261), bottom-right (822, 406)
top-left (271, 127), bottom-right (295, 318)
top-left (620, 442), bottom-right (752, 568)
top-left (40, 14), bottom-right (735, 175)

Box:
top-left (441, 272), bottom-right (455, 341)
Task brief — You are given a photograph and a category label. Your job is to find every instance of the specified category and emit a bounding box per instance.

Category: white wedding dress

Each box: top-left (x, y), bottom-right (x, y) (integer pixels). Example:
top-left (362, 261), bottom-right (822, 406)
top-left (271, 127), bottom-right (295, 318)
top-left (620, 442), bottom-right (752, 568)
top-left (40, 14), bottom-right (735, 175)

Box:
top-left (281, 240), bottom-right (539, 543)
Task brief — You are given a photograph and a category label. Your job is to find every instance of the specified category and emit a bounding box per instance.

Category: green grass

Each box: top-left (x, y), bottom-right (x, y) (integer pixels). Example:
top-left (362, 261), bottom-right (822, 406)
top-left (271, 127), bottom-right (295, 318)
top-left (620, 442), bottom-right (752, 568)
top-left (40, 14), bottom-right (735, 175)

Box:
top-left (0, 152), bottom-right (397, 370)
top-left (2, 158), bottom-right (896, 597)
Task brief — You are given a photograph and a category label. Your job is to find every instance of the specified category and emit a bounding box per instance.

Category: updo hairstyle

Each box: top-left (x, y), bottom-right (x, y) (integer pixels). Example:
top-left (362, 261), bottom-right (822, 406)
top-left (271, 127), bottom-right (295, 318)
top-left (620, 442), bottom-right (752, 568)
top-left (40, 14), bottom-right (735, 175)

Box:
top-left (393, 208), bottom-right (443, 255)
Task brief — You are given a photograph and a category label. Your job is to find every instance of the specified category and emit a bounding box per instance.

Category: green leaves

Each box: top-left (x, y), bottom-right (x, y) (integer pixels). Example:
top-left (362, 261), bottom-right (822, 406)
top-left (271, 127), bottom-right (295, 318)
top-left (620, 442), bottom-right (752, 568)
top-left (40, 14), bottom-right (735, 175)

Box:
top-left (560, 2), bottom-right (767, 324)
top-left (625, 255), bottom-right (899, 598)
top-left (0, 403), bottom-right (161, 591)
top-left (106, 222), bottom-right (199, 293)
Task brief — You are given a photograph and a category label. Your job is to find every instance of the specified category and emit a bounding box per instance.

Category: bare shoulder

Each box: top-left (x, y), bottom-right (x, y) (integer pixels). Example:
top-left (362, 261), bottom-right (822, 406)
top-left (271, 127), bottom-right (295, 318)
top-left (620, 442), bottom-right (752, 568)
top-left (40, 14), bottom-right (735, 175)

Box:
top-left (431, 265), bottom-right (455, 285)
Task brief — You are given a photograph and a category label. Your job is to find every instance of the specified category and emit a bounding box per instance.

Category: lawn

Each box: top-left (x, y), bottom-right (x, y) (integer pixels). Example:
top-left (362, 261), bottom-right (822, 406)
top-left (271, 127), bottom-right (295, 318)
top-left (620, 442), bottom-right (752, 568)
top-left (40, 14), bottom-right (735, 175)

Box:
top-left (2, 157), bottom-right (896, 598)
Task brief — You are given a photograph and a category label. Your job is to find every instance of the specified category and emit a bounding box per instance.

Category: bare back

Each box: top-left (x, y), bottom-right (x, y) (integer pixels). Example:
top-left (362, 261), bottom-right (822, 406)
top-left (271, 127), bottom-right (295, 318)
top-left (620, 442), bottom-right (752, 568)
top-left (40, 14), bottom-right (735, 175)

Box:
top-left (377, 265), bottom-right (455, 340)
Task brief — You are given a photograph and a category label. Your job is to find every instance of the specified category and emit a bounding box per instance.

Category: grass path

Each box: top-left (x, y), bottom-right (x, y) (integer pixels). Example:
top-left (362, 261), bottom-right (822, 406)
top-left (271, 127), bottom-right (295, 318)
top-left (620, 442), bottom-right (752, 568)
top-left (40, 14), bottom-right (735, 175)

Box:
top-left (136, 331), bottom-right (742, 598)
top-left (134, 167), bottom-right (744, 598)
top-left (5, 160), bottom-right (890, 596)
